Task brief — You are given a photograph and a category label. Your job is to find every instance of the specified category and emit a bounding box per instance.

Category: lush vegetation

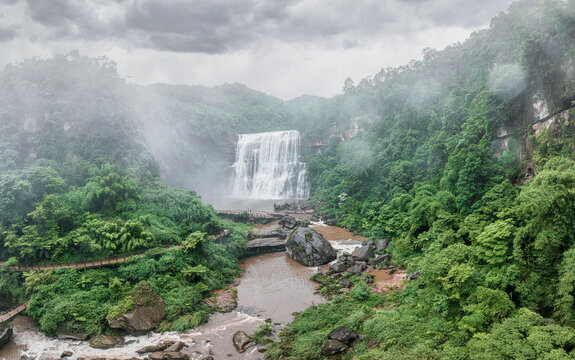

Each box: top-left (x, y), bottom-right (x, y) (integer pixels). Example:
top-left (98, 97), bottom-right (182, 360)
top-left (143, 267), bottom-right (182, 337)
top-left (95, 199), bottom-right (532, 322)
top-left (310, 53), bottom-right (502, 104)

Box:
top-left (266, 0), bottom-right (575, 358)
top-left (0, 54), bottom-right (248, 334)
top-left (2, 0), bottom-right (575, 357)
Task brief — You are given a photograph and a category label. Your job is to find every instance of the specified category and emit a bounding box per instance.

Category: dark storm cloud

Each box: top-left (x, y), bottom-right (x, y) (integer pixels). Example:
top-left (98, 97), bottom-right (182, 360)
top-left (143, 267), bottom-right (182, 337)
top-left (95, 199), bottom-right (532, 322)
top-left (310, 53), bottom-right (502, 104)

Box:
top-left (12, 0), bottom-right (513, 53)
top-left (23, 0), bottom-right (123, 40)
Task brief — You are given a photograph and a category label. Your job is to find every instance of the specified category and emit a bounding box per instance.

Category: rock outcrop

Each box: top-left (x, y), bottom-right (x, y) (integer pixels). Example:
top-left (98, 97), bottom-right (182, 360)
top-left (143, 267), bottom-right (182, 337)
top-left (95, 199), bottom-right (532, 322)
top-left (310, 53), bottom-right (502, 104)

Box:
top-left (108, 282), bottom-right (166, 335)
top-left (322, 339), bottom-right (347, 356)
top-left (204, 289), bottom-right (237, 313)
top-left (285, 228), bottom-right (337, 266)
top-left (232, 330), bottom-right (256, 353)
top-left (352, 243), bottom-right (375, 262)
top-left (328, 326), bottom-right (358, 345)
top-left (89, 335), bottom-right (124, 349)
top-left (279, 215), bottom-right (298, 229)
top-left (0, 326), bottom-right (13, 350)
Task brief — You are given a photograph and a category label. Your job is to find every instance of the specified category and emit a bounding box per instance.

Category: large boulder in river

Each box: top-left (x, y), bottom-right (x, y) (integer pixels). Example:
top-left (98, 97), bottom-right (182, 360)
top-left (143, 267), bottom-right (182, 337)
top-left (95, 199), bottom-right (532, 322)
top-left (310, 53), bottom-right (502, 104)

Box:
top-left (89, 335), bottom-right (124, 349)
top-left (233, 330), bottom-right (256, 353)
top-left (108, 281), bottom-right (166, 335)
top-left (286, 228), bottom-right (337, 266)
top-left (279, 215), bottom-right (298, 229)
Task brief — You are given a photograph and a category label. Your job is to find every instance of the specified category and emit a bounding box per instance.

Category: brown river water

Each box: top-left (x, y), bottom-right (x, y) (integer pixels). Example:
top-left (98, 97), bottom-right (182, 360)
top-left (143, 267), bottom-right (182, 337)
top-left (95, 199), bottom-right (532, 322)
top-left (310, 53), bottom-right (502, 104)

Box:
top-left (0, 219), bottom-right (370, 360)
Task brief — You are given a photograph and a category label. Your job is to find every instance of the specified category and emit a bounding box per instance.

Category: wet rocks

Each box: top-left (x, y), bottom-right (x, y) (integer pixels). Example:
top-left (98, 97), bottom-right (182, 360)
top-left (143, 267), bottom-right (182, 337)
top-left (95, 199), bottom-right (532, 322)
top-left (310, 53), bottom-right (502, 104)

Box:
top-left (369, 254), bottom-right (390, 266)
top-left (328, 327), bottom-right (358, 345)
top-left (61, 351), bottom-right (73, 357)
top-left (232, 330), bottom-right (256, 353)
top-left (347, 262), bottom-right (367, 275)
top-left (0, 326), bottom-right (12, 350)
top-left (351, 243), bottom-right (375, 262)
top-left (147, 352), bottom-right (188, 360)
top-left (165, 341), bottom-right (187, 352)
top-left (138, 341), bottom-right (189, 360)
top-left (89, 335), bottom-right (124, 349)
top-left (321, 339), bottom-right (347, 356)
top-left (297, 218), bottom-right (311, 228)
top-left (252, 226), bottom-right (287, 239)
top-left (204, 289), bottom-right (237, 313)
top-left (279, 215), bottom-right (298, 229)
top-left (376, 238), bottom-right (390, 252)
top-left (329, 262), bottom-right (347, 273)
top-left (285, 228), bottom-right (337, 266)
top-left (56, 321), bottom-right (88, 340)
top-left (136, 343), bottom-right (170, 354)
top-left (274, 201), bottom-right (297, 211)
top-left (320, 326), bottom-right (359, 356)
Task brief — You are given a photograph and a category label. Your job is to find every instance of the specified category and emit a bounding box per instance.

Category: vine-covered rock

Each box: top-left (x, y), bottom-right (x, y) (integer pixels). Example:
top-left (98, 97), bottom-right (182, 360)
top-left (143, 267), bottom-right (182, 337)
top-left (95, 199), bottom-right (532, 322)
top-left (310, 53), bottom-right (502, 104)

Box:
top-left (108, 281), bottom-right (166, 335)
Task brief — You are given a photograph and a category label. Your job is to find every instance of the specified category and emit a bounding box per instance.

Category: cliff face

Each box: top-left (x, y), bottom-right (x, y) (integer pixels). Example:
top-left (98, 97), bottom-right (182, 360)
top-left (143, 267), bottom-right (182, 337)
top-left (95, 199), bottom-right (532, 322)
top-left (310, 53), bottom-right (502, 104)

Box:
top-left (493, 57), bottom-right (575, 179)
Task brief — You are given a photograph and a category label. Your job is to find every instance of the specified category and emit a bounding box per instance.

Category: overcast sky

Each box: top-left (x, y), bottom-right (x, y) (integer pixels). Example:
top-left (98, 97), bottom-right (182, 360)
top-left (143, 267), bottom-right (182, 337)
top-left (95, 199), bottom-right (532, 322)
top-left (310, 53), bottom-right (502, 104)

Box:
top-left (0, 0), bottom-right (515, 99)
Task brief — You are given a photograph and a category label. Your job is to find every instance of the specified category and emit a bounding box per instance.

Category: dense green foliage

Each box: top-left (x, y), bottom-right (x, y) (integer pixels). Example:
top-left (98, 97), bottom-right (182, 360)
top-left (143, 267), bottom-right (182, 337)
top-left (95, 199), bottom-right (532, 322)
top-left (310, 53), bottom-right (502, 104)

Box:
top-left (3, 0), bottom-right (575, 357)
top-left (267, 0), bottom-right (575, 358)
top-left (0, 54), bottom-right (248, 334)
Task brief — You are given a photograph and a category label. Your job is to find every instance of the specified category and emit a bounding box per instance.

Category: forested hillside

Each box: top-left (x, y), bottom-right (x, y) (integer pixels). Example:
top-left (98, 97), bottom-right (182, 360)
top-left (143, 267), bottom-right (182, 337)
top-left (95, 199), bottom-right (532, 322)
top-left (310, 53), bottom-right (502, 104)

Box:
top-left (0, 54), bottom-right (248, 334)
top-left (2, 0), bottom-right (575, 357)
top-left (267, 0), bottom-right (575, 358)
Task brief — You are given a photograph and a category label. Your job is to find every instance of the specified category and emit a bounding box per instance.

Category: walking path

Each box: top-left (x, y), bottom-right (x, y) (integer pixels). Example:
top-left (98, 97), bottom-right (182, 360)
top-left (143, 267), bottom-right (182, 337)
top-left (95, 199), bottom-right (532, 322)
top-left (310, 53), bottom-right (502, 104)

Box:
top-left (1, 230), bottom-right (231, 272)
top-left (0, 302), bottom-right (28, 324)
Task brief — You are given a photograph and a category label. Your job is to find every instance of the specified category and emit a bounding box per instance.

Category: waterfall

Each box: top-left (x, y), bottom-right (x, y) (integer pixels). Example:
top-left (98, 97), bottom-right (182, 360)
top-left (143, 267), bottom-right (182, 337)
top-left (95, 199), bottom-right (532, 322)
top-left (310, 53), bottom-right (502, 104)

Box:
top-left (231, 130), bottom-right (309, 199)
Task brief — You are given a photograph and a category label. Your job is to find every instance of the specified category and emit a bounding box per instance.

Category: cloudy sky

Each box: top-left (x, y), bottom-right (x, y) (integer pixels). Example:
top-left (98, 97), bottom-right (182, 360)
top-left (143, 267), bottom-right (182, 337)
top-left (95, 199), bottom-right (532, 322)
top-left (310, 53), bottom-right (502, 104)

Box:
top-left (0, 0), bottom-right (515, 99)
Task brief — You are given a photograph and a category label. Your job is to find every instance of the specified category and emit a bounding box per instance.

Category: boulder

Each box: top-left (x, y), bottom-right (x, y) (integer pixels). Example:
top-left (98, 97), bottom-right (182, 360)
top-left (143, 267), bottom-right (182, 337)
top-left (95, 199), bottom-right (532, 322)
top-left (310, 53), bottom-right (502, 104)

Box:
top-left (347, 262), bottom-right (367, 275)
top-left (351, 245), bottom-right (375, 262)
top-left (285, 228), bottom-right (337, 266)
top-left (339, 253), bottom-right (355, 267)
top-left (257, 344), bottom-right (271, 353)
top-left (252, 227), bottom-right (287, 239)
top-left (297, 218), bottom-right (311, 228)
top-left (321, 339), bottom-right (347, 356)
top-left (212, 289), bottom-right (237, 313)
top-left (339, 279), bottom-right (352, 288)
top-left (329, 262), bottom-right (347, 273)
top-left (232, 331), bottom-right (255, 353)
top-left (61, 351), bottom-right (73, 357)
top-left (162, 352), bottom-right (189, 360)
top-left (89, 335), bottom-right (124, 349)
top-left (165, 341), bottom-right (187, 352)
top-left (148, 352), bottom-right (164, 360)
top-left (108, 282), bottom-right (166, 335)
top-left (0, 327), bottom-right (12, 350)
top-left (328, 327), bottom-right (358, 345)
top-left (279, 215), bottom-right (298, 229)
top-left (56, 321), bottom-right (88, 341)
top-left (375, 238), bottom-right (390, 252)
top-left (369, 254), bottom-right (390, 266)
top-left (407, 270), bottom-right (421, 280)
top-left (136, 341), bottom-right (174, 354)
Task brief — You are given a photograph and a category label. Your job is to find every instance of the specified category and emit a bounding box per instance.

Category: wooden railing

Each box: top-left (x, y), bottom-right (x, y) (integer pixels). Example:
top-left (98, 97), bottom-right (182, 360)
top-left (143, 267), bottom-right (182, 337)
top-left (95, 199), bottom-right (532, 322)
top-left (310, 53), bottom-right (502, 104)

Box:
top-left (0, 302), bottom-right (28, 324)
top-left (2, 229), bottom-right (230, 272)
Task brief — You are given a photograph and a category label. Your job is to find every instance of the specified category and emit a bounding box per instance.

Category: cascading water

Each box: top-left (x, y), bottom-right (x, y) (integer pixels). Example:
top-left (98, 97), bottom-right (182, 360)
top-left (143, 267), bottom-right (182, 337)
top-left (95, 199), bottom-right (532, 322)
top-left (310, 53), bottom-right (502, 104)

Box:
top-left (231, 130), bottom-right (309, 199)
